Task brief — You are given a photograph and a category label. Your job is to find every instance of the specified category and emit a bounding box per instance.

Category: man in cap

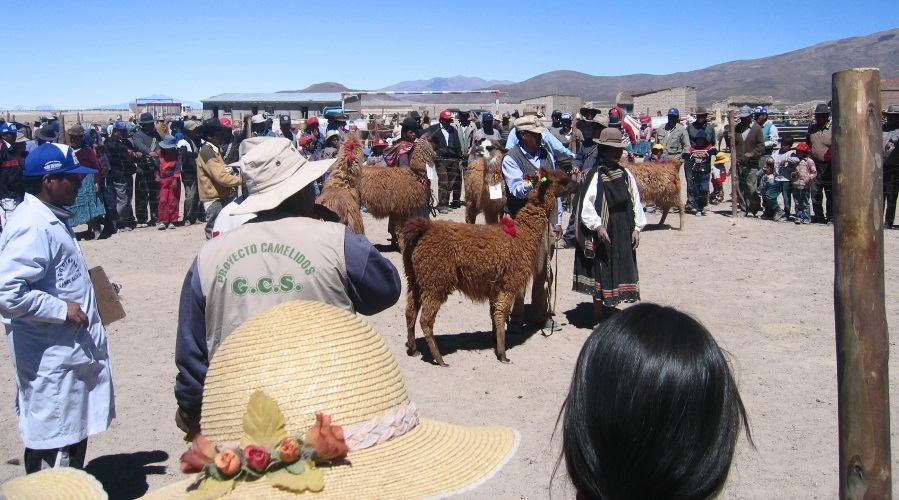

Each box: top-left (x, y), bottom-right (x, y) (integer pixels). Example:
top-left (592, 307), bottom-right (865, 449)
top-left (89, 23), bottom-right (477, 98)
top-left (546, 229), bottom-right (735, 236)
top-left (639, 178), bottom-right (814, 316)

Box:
top-left (178, 120), bottom-right (204, 226)
top-left (734, 106), bottom-right (765, 216)
top-left (499, 112), bottom-right (513, 143)
top-left (325, 112), bottom-right (348, 141)
top-left (456, 111), bottom-right (476, 164)
top-left (550, 110), bottom-right (563, 130)
top-left (806, 103), bottom-right (833, 223)
top-left (104, 120), bottom-right (141, 231)
top-left (277, 115), bottom-right (297, 146)
top-left (505, 107), bottom-right (575, 166)
top-left (364, 138), bottom-right (388, 166)
top-left (132, 112), bottom-right (161, 227)
top-left (429, 109), bottom-right (464, 213)
top-left (473, 113), bottom-right (502, 145)
top-left (882, 105), bottom-right (899, 228)
top-left (302, 116), bottom-right (325, 157)
top-left (0, 143), bottom-right (115, 473)
top-left (550, 113), bottom-right (584, 174)
top-left (0, 122), bottom-right (25, 229)
top-left (577, 106), bottom-right (600, 140)
top-left (250, 114), bottom-right (276, 138)
top-left (298, 134), bottom-right (317, 159)
top-left (654, 107), bottom-right (690, 160)
top-left (173, 138), bottom-right (401, 438)
top-left (502, 115), bottom-right (564, 333)
top-left (687, 107), bottom-right (717, 147)
top-left (754, 107), bottom-right (779, 157)
top-left (198, 118), bottom-right (242, 239)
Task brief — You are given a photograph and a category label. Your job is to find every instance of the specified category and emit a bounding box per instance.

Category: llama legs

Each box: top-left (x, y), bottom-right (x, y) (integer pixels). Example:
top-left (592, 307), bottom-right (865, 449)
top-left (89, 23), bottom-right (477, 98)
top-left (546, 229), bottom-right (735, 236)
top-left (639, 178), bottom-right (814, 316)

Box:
top-left (419, 298), bottom-right (448, 367)
top-left (405, 287), bottom-right (422, 357)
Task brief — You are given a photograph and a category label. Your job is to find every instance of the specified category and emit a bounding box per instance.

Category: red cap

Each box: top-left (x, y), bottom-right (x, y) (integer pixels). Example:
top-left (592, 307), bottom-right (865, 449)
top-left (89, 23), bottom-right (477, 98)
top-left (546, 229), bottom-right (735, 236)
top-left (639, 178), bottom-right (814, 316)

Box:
top-left (372, 138), bottom-right (387, 147)
top-left (609, 107), bottom-right (622, 117)
top-left (219, 117), bottom-right (233, 128)
top-left (307, 116), bottom-right (319, 125)
top-left (794, 142), bottom-right (810, 153)
top-left (439, 109), bottom-right (453, 120)
top-left (350, 124), bottom-right (358, 131)
top-left (299, 135), bottom-right (314, 147)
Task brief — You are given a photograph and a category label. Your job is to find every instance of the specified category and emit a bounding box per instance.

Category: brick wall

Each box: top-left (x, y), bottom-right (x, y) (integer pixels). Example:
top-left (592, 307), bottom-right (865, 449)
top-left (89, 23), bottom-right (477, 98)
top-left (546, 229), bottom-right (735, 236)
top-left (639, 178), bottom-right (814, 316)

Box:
top-left (633, 87), bottom-right (697, 117)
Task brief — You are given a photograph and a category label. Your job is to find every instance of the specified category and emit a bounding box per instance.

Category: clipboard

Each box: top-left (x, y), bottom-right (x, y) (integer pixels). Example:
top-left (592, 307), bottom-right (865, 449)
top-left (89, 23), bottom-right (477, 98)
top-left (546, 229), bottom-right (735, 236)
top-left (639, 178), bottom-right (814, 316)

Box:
top-left (89, 266), bottom-right (126, 326)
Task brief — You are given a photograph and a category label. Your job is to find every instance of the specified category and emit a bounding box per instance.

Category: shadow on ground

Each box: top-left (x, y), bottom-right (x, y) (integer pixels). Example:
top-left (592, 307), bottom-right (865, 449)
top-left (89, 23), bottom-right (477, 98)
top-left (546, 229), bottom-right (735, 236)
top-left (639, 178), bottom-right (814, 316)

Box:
top-left (562, 302), bottom-right (596, 330)
top-left (85, 450), bottom-right (169, 499)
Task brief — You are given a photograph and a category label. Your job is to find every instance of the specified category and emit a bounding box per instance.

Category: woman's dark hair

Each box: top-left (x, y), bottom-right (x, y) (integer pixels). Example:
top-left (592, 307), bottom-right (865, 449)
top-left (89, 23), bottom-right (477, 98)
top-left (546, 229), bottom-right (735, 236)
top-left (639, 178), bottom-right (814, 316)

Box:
top-left (556, 303), bottom-right (751, 499)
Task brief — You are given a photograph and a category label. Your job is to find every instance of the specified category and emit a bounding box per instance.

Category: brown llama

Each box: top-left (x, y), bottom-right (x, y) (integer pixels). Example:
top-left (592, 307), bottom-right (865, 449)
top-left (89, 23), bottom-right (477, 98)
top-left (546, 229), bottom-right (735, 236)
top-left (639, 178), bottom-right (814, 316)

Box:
top-left (399, 170), bottom-right (572, 366)
top-left (317, 133), bottom-right (365, 234)
top-left (464, 139), bottom-right (507, 224)
top-left (623, 158), bottom-right (685, 230)
top-left (359, 135), bottom-right (435, 245)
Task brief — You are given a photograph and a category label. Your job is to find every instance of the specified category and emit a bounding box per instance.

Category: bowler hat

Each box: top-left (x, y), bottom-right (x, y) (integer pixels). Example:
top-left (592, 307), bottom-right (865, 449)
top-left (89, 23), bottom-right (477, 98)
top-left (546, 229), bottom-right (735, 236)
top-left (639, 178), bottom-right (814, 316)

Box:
top-left (695, 107), bottom-right (709, 115)
top-left (597, 127), bottom-right (625, 148)
top-left (199, 118), bottom-right (230, 134)
top-left (139, 112), bottom-right (155, 124)
top-left (884, 104), bottom-right (899, 115)
top-left (35, 125), bottom-right (59, 142)
top-left (814, 104), bottom-right (830, 115)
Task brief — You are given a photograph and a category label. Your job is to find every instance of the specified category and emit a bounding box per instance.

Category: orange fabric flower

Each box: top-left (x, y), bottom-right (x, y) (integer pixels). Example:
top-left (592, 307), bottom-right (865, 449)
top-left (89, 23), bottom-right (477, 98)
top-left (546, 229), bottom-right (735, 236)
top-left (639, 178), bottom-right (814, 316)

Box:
top-left (278, 438), bottom-right (301, 464)
top-left (180, 433), bottom-right (216, 473)
top-left (304, 413), bottom-right (349, 460)
top-left (214, 449), bottom-right (241, 476)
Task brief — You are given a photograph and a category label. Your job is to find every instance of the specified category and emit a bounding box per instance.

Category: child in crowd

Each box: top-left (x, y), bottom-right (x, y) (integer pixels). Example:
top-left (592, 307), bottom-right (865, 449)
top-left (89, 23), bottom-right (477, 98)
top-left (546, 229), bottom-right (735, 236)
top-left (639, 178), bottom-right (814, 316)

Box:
top-left (772, 137), bottom-right (799, 220)
top-left (156, 135), bottom-right (181, 230)
top-left (646, 143), bottom-right (667, 163)
top-left (681, 130), bottom-right (717, 216)
top-left (558, 303), bottom-right (751, 499)
top-left (710, 152), bottom-right (728, 204)
top-left (790, 142), bottom-right (817, 224)
top-left (759, 157), bottom-right (783, 220)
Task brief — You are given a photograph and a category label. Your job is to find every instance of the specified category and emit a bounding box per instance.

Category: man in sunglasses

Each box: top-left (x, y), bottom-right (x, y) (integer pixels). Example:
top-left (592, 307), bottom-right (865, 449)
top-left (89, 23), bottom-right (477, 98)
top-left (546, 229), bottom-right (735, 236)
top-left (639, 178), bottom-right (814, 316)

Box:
top-left (0, 143), bottom-right (115, 474)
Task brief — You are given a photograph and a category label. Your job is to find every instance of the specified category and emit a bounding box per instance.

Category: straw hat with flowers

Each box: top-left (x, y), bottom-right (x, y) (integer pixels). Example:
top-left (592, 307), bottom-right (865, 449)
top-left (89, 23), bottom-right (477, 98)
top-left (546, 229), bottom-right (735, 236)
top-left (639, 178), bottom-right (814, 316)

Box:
top-left (0, 468), bottom-right (108, 499)
top-left (145, 301), bottom-right (520, 499)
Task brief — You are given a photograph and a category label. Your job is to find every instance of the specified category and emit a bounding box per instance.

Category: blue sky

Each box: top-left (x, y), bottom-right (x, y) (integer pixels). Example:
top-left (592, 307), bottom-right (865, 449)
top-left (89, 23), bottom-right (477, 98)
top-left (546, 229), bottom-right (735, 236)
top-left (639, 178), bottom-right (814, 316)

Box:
top-left (8, 1), bottom-right (897, 109)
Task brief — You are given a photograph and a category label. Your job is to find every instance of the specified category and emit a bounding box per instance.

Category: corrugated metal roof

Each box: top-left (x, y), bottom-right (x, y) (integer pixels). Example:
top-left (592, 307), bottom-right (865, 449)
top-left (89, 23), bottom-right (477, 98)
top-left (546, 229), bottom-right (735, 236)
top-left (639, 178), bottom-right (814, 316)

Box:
top-left (202, 93), bottom-right (344, 103)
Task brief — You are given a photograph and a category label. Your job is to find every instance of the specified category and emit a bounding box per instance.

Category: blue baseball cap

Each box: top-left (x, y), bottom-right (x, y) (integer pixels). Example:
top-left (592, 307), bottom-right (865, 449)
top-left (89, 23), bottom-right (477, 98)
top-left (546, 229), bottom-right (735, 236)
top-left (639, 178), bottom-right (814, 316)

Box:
top-left (694, 130), bottom-right (708, 139)
top-left (113, 120), bottom-right (128, 130)
top-left (561, 114), bottom-right (572, 121)
top-left (482, 113), bottom-right (494, 122)
top-left (0, 122), bottom-right (20, 135)
top-left (667, 107), bottom-right (680, 116)
top-left (754, 106), bottom-right (768, 115)
top-left (24, 143), bottom-right (97, 177)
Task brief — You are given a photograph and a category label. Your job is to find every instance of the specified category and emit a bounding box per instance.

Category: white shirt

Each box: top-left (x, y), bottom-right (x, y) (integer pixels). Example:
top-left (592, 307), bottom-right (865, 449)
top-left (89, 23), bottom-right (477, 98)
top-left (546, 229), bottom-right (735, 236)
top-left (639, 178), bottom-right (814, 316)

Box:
top-left (211, 198), bottom-right (256, 237)
top-left (177, 138), bottom-right (193, 152)
top-left (0, 194), bottom-right (115, 448)
top-left (580, 167), bottom-right (647, 232)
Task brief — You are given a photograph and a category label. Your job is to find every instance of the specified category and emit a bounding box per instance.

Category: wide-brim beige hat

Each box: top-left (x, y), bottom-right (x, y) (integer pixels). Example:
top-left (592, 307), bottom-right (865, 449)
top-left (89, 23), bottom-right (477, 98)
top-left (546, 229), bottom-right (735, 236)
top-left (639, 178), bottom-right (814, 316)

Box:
top-left (230, 138), bottom-right (335, 215)
top-left (1, 467), bottom-right (108, 499)
top-left (144, 301), bottom-right (519, 499)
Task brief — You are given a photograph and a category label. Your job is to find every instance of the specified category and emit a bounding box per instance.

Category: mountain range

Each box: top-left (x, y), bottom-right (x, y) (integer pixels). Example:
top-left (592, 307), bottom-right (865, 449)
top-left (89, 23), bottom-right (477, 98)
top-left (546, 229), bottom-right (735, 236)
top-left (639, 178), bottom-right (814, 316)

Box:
top-left (306, 28), bottom-right (899, 106)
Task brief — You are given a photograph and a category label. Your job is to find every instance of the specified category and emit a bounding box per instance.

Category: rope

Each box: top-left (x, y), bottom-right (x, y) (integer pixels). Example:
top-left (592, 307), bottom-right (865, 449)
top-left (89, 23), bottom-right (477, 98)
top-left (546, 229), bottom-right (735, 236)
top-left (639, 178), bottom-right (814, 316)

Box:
top-left (343, 403), bottom-right (420, 452)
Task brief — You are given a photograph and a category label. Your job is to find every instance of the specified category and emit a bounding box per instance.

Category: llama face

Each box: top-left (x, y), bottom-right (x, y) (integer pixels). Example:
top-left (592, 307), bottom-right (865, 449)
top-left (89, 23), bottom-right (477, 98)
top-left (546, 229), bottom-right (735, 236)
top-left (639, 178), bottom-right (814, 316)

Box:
top-left (477, 139), bottom-right (495, 159)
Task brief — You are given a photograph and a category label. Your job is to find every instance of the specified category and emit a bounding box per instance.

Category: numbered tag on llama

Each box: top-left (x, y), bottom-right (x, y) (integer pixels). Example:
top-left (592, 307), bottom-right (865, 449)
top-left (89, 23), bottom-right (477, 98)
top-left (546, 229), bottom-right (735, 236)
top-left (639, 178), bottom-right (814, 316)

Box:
top-left (488, 183), bottom-right (503, 200)
top-left (426, 163), bottom-right (436, 181)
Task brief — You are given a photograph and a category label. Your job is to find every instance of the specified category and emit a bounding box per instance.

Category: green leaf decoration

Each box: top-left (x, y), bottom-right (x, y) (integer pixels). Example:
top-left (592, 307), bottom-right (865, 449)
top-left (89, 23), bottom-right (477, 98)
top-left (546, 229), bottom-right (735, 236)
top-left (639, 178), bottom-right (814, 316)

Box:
top-left (268, 466), bottom-right (325, 493)
top-left (240, 391), bottom-right (287, 449)
top-left (187, 478), bottom-right (236, 500)
top-left (285, 459), bottom-right (306, 475)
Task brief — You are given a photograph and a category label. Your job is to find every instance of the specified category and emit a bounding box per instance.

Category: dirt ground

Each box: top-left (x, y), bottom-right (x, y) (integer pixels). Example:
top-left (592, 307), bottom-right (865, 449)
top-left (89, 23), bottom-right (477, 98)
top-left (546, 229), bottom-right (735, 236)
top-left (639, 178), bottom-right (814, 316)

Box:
top-left (1, 190), bottom-right (898, 499)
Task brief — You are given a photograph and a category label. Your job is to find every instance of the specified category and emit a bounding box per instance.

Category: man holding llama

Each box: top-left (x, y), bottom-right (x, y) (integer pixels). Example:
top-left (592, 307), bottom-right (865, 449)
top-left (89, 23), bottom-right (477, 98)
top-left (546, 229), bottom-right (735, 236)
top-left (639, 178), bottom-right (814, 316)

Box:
top-left (430, 109), bottom-right (464, 213)
top-left (502, 116), bottom-right (564, 333)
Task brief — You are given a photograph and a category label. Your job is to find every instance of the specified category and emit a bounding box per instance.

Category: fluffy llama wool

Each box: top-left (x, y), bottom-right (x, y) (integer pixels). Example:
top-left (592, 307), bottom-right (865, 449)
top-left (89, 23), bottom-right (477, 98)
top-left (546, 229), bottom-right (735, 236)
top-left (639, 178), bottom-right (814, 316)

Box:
top-left (464, 140), bottom-right (506, 225)
top-left (623, 159), bottom-right (686, 230)
top-left (359, 135), bottom-right (434, 220)
top-left (399, 170), bottom-right (572, 367)
top-left (317, 133), bottom-right (365, 234)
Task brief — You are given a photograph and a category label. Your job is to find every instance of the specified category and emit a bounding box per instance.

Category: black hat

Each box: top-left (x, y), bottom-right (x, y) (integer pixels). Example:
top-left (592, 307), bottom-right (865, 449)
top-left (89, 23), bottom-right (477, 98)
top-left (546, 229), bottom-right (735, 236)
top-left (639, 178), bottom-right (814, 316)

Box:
top-left (139, 112), bottom-right (155, 124)
top-left (814, 103), bottom-right (830, 115)
top-left (401, 117), bottom-right (419, 130)
top-left (551, 109), bottom-right (562, 118)
top-left (35, 125), bottom-right (59, 142)
top-left (409, 111), bottom-right (421, 119)
top-left (199, 118), bottom-right (230, 134)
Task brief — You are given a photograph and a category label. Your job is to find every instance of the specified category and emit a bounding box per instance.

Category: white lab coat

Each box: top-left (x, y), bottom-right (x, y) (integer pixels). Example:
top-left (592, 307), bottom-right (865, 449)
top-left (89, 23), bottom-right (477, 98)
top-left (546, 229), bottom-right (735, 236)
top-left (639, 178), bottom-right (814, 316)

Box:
top-left (0, 193), bottom-right (114, 449)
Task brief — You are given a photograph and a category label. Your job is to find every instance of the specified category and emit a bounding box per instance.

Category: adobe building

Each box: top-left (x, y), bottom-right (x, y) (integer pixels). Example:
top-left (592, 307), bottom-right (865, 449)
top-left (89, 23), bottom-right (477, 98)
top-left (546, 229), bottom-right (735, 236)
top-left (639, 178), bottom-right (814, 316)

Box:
top-left (631, 86), bottom-right (697, 117)
top-left (518, 95), bottom-right (583, 117)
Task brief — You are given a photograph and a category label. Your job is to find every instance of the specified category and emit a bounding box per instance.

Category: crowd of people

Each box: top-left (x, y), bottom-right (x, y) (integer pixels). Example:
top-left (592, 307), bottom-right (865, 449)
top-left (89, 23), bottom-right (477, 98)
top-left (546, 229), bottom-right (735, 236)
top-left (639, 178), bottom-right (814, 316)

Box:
top-left (1, 97), bottom-right (898, 498)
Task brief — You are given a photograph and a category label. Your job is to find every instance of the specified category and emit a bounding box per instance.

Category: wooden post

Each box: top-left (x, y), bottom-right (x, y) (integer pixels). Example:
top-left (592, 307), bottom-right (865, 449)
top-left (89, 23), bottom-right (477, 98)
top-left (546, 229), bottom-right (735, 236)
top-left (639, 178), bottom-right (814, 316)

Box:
top-left (58, 114), bottom-right (67, 145)
top-left (832, 67), bottom-right (892, 499)
top-left (728, 109), bottom-right (737, 218)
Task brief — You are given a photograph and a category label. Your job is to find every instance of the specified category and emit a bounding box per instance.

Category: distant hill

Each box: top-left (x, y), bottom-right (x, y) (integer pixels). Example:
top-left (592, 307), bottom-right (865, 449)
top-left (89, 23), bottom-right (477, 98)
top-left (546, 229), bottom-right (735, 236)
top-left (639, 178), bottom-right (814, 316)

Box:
top-left (377, 76), bottom-right (514, 93)
top-left (483, 28), bottom-right (899, 105)
top-left (283, 82), bottom-right (355, 93)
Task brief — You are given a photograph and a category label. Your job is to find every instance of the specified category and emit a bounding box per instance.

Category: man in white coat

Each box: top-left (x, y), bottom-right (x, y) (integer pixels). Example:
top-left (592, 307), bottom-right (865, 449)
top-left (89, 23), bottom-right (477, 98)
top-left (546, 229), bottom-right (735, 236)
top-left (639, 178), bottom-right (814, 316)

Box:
top-left (0, 143), bottom-right (115, 473)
